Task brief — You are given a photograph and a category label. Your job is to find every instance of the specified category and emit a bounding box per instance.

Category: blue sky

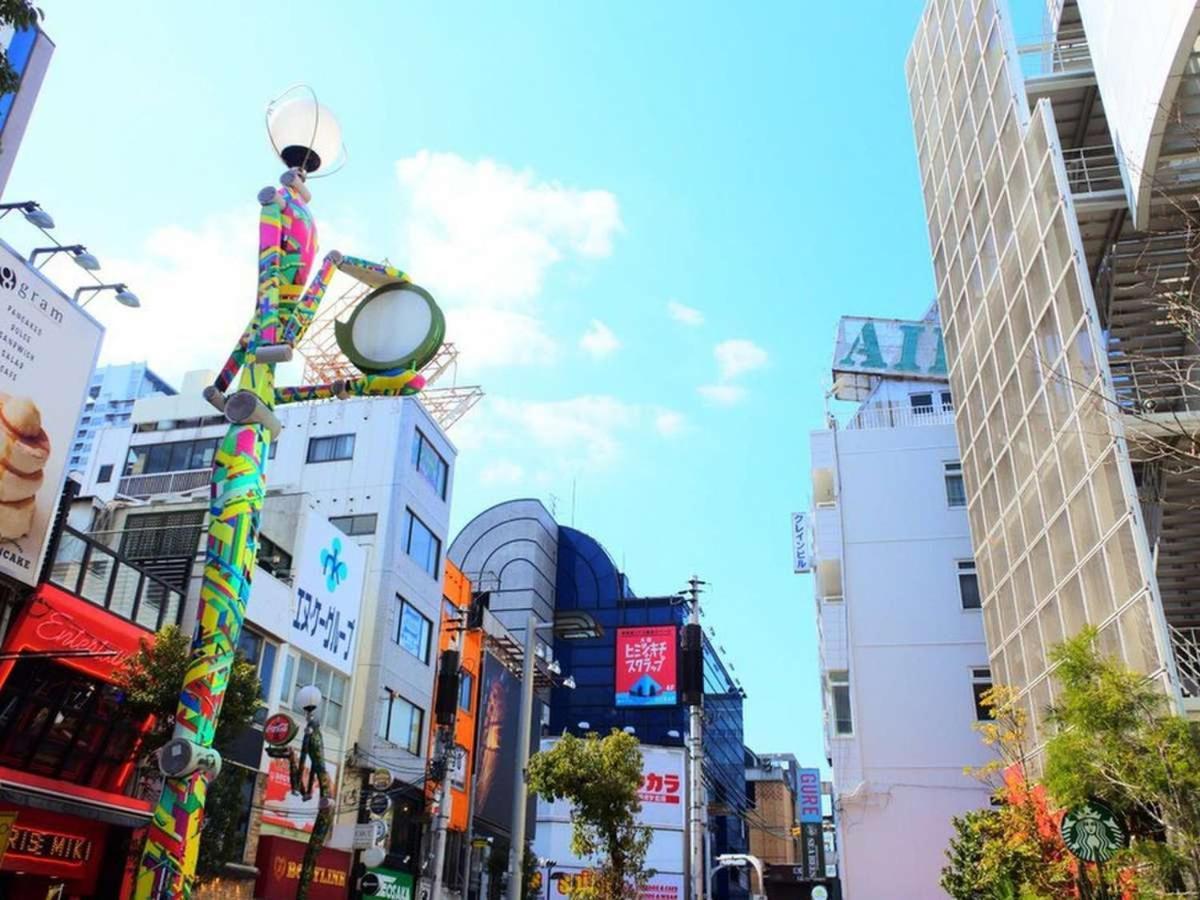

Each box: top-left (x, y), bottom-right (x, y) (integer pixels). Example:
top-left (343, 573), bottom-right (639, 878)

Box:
top-left (10, 1), bottom-right (1043, 770)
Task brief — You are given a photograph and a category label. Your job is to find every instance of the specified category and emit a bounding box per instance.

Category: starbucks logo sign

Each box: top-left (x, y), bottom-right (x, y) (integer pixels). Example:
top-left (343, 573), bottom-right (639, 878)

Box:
top-left (1060, 799), bottom-right (1126, 862)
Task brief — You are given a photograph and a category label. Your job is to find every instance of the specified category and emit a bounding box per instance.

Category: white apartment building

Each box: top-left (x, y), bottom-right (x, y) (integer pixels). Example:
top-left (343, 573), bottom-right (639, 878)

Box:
top-left (70, 368), bottom-right (456, 879)
top-left (906, 0), bottom-right (1200, 749)
top-left (807, 313), bottom-right (992, 900)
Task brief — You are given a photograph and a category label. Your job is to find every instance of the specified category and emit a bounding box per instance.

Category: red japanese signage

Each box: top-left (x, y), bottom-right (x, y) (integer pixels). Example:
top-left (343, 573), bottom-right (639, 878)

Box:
top-left (615, 626), bottom-right (677, 707)
top-left (254, 835), bottom-right (349, 900)
top-left (0, 806), bottom-right (107, 890)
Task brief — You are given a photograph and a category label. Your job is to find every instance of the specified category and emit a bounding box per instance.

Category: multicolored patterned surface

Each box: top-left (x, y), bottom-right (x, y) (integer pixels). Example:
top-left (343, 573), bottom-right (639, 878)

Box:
top-left (136, 183), bottom-right (312, 899)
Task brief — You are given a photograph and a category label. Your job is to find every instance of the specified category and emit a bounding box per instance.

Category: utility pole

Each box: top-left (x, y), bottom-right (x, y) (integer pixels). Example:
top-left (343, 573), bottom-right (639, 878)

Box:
top-left (684, 575), bottom-right (707, 900)
top-left (431, 616), bottom-right (464, 899)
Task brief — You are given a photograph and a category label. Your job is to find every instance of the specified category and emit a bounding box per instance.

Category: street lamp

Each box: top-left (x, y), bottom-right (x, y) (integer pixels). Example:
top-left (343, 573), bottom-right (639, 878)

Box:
top-left (0, 201), bottom-right (54, 229)
top-left (266, 87), bottom-right (344, 175)
top-left (538, 857), bottom-right (558, 900)
top-left (507, 611), bottom-right (603, 900)
top-left (29, 244), bottom-right (99, 271)
top-left (73, 283), bottom-right (140, 308)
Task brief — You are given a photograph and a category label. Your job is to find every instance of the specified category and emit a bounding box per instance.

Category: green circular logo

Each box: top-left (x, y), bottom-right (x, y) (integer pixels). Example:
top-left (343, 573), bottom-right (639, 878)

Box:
top-left (1061, 799), bottom-right (1126, 862)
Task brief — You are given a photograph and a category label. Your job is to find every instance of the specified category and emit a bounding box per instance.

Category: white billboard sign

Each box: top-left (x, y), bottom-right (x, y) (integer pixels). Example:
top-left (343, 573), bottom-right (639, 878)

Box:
top-left (792, 512), bottom-right (811, 574)
top-left (289, 509), bottom-right (367, 674)
top-left (832, 316), bottom-right (947, 400)
top-left (0, 241), bottom-right (101, 586)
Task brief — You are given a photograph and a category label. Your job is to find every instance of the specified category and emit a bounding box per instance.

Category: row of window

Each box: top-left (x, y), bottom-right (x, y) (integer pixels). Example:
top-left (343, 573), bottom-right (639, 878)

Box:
top-left (910, 390), bottom-right (954, 414)
top-left (828, 666), bottom-right (992, 736)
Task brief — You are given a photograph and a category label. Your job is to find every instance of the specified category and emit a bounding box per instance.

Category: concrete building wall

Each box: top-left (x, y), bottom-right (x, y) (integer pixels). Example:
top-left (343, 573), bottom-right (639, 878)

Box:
top-left (747, 780), bottom-right (796, 866)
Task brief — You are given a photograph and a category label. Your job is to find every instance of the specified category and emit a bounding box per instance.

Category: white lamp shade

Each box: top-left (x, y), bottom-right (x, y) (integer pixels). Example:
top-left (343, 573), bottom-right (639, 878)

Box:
top-left (267, 95), bottom-right (343, 173)
top-left (362, 847), bottom-right (386, 868)
top-left (296, 683), bottom-right (322, 711)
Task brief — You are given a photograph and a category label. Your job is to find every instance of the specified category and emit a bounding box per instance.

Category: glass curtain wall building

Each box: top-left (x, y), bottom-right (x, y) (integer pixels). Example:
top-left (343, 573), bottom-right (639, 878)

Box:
top-left (906, 0), bottom-right (1200, 751)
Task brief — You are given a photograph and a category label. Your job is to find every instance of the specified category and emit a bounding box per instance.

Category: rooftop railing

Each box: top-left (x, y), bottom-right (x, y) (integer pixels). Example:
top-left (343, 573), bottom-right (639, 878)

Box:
top-left (842, 403), bottom-right (956, 431)
top-left (47, 524), bottom-right (185, 632)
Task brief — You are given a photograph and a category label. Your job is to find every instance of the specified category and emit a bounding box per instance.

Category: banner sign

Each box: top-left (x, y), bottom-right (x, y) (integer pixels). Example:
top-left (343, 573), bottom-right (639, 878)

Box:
top-left (290, 509), bottom-right (367, 674)
top-left (798, 768), bottom-right (822, 823)
top-left (832, 316), bottom-right (946, 400)
top-left (615, 625), bottom-right (678, 707)
top-left (262, 755), bottom-right (340, 834)
top-left (0, 241), bottom-right (102, 586)
top-left (800, 823), bottom-right (825, 880)
top-left (362, 865), bottom-right (413, 899)
top-left (551, 868), bottom-right (683, 899)
top-left (792, 513), bottom-right (811, 573)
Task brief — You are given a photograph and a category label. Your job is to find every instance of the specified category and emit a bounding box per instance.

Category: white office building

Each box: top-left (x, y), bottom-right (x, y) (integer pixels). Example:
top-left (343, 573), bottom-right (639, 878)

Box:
top-left (70, 368), bottom-right (457, 877)
top-left (69, 362), bottom-right (174, 475)
top-left (906, 0), bottom-right (1200, 745)
top-left (807, 312), bottom-right (993, 900)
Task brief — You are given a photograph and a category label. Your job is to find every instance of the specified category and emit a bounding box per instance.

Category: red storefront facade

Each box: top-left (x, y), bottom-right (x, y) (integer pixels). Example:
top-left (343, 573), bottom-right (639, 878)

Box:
top-left (0, 583), bottom-right (156, 898)
top-left (253, 836), bottom-right (350, 900)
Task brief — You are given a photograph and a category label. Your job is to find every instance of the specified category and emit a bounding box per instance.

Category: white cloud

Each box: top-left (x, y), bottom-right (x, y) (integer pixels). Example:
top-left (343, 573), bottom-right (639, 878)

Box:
top-left (480, 459), bottom-right (525, 485)
top-left (654, 409), bottom-right (686, 436)
top-left (697, 384), bottom-right (746, 406)
top-left (714, 339), bottom-right (769, 380)
top-left (667, 300), bottom-right (704, 327)
top-left (395, 152), bottom-right (621, 370)
top-left (579, 319), bottom-right (620, 358)
top-left (466, 394), bottom-right (683, 474)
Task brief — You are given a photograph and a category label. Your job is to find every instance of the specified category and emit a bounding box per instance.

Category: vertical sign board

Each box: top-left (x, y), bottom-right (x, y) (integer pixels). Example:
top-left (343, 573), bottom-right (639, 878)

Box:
top-left (289, 508), bottom-right (367, 675)
top-left (831, 316), bottom-right (947, 401)
top-left (792, 513), bottom-right (811, 573)
top-left (0, 26), bottom-right (53, 196)
top-left (0, 242), bottom-right (101, 586)
top-left (797, 768), bottom-right (825, 881)
top-left (615, 625), bottom-right (678, 707)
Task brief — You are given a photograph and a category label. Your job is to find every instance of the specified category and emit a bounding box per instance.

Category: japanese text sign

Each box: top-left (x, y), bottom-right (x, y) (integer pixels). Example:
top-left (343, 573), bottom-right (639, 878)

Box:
top-left (290, 509), bottom-right (366, 674)
top-left (615, 625), bottom-right (678, 708)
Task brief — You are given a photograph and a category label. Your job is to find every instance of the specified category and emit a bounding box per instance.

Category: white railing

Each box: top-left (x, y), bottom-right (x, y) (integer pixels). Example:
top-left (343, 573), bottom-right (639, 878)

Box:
top-left (843, 404), bottom-right (955, 431)
top-left (1017, 26), bottom-right (1091, 77)
top-left (1170, 625), bottom-right (1200, 698)
top-left (1062, 146), bottom-right (1123, 195)
top-left (1109, 355), bottom-right (1200, 414)
top-left (118, 468), bottom-right (212, 498)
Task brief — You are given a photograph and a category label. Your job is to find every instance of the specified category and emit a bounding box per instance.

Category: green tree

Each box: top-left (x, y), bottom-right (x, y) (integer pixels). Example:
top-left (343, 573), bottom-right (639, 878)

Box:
top-left (1043, 627), bottom-right (1200, 895)
top-left (0, 2), bottom-right (42, 96)
top-left (526, 730), bottom-right (653, 900)
top-left (115, 624), bottom-right (262, 877)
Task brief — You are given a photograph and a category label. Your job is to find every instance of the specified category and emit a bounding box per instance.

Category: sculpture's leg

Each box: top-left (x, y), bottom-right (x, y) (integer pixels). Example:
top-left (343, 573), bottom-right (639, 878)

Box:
top-left (135, 197), bottom-right (284, 900)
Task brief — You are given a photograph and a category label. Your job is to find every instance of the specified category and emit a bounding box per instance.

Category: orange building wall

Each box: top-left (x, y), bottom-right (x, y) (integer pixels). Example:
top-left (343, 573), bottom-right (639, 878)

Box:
top-left (427, 561), bottom-right (481, 832)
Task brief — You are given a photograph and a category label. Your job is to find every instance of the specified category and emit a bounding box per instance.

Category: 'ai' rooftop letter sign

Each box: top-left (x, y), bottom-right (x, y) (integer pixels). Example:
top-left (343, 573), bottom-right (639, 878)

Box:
top-left (831, 316), bottom-right (947, 401)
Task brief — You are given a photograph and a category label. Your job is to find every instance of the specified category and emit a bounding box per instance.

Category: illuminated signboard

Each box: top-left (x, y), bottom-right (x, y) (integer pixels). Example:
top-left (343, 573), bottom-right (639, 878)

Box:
top-left (6, 825), bottom-right (93, 864)
top-left (798, 768), bottom-right (823, 823)
top-left (831, 316), bottom-right (947, 401)
top-left (615, 625), bottom-right (678, 708)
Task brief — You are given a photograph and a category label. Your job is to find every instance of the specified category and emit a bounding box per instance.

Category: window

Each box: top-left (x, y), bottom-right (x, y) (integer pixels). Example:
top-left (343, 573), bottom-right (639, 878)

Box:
top-left (458, 669), bottom-right (474, 712)
top-left (944, 461), bottom-right (966, 507)
top-left (268, 441), bottom-right (278, 460)
top-left (379, 691), bottom-right (424, 754)
top-left (395, 598), bottom-right (433, 663)
top-left (940, 390), bottom-right (954, 412)
top-left (306, 434), bottom-right (355, 464)
top-left (88, 386), bottom-right (100, 399)
top-left (257, 533), bottom-right (293, 581)
top-left (81, 416), bottom-right (91, 424)
top-left (237, 627), bottom-right (279, 724)
top-left (120, 509), bottom-right (206, 560)
top-left (330, 513), bottom-right (378, 536)
top-left (403, 509), bottom-right (441, 578)
top-left (829, 670), bottom-right (852, 735)
top-left (411, 430), bottom-right (449, 499)
top-left (97, 464), bottom-right (113, 484)
top-left (958, 560), bottom-right (981, 609)
top-left (972, 668), bottom-right (993, 720)
top-left (910, 392), bottom-right (934, 414)
top-left (123, 438), bottom-right (219, 476)
top-left (284, 653), bottom-right (347, 732)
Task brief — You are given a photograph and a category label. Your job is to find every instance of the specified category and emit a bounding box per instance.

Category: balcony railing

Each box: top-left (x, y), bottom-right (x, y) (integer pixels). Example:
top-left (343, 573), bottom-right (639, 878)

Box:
top-left (1171, 625), bottom-right (1200, 698)
top-left (1016, 26), bottom-right (1091, 77)
top-left (843, 403), bottom-right (956, 431)
top-left (1109, 355), bottom-right (1200, 415)
top-left (117, 468), bottom-right (212, 498)
top-left (1063, 146), bottom-right (1123, 196)
top-left (47, 525), bottom-right (185, 632)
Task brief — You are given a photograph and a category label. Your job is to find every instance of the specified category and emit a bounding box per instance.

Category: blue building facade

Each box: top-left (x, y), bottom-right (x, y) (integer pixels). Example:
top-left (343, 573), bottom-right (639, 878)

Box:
top-left (450, 504), bottom-right (749, 900)
top-left (71, 362), bottom-right (175, 474)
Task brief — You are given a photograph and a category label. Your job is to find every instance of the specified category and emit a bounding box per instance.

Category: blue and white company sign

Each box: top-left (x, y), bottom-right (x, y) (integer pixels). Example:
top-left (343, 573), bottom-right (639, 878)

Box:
top-left (290, 510), bottom-right (367, 675)
top-left (832, 316), bottom-right (947, 400)
top-left (792, 513), bottom-right (811, 574)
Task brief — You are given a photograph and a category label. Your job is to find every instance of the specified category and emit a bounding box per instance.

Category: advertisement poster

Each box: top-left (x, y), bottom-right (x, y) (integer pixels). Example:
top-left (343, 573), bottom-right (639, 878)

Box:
top-left (290, 509), bottom-right (367, 675)
top-left (0, 241), bottom-right (102, 586)
top-left (262, 755), bottom-right (340, 834)
top-left (474, 654), bottom-right (521, 828)
top-left (550, 869), bottom-right (683, 900)
top-left (614, 625), bottom-right (677, 707)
